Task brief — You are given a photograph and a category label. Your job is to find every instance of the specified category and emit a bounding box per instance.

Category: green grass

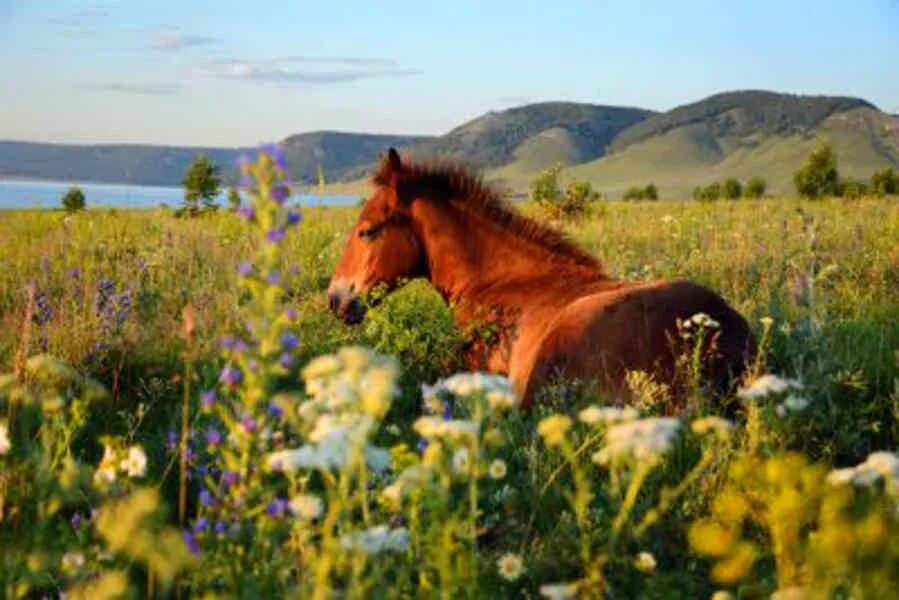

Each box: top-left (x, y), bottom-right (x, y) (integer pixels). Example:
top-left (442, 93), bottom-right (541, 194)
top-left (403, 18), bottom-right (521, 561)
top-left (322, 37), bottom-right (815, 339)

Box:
top-left (1, 196), bottom-right (897, 597)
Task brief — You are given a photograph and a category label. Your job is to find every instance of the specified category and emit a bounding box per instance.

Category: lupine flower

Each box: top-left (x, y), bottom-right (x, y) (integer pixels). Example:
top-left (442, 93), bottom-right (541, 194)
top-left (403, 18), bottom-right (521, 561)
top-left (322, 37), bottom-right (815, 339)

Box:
top-left (201, 389), bottom-right (216, 409)
top-left (193, 517), bottom-right (209, 533)
top-left (271, 184), bottom-right (290, 204)
top-left (236, 262), bottom-right (254, 278)
top-left (220, 366), bottom-right (243, 386)
top-left (266, 498), bottom-right (289, 518)
top-left (184, 531), bottom-right (201, 555)
top-left (497, 553), bottom-right (524, 581)
top-left (280, 332), bottom-right (299, 352)
top-left (237, 205), bottom-right (255, 220)
top-left (287, 210), bottom-right (302, 225)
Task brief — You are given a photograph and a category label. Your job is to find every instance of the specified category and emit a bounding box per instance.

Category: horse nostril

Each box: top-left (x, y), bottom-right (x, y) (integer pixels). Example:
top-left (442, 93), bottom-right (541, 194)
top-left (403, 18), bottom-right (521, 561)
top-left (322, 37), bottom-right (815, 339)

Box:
top-left (328, 293), bottom-right (340, 312)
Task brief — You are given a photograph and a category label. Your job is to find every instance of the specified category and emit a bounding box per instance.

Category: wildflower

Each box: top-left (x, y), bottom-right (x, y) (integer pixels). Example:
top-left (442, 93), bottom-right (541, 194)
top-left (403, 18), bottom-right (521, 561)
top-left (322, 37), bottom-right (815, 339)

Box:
top-left (340, 525), bottom-right (410, 555)
top-left (201, 389), bottom-right (216, 409)
top-left (206, 427), bottom-right (222, 447)
top-left (183, 531), bottom-right (201, 556)
top-left (539, 582), bottom-right (579, 599)
top-left (691, 312), bottom-right (720, 329)
top-left (497, 552), bottom-right (524, 581)
top-left (635, 551), bottom-right (657, 573)
top-left (260, 143), bottom-right (287, 170)
top-left (193, 517), bottom-right (209, 533)
top-left (289, 494), bottom-right (324, 519)
top-left (827, 451), bottom-right (899, 493)
top-left (222, 471), bottom-right (240, 486)
top-left (690, 416), bottom-right (733, 439)
top-left (214, 521), bottom-right (227, 535)
top-left (220, 366), bottom-right (243, 386)
top-left (271, 184), bottom-right (290, 204)
top-left (599, 417), bottom-right (681, 464)
top-left (760, 316), bottom-right (774, 328)
top-left (266, 270), bottom-right (282, 285)
top-left (489, 459), bottom-right (508, 479)
top-left (452, 448), bottom-right (470, 475)
top-left (487, 389), bottom-right (520, 411)
top-left (120, 446), bottom-right (147, 478)
top-left (94, 445), bottom-right (118, 485)
top-left (285, 306), bottom-right (298, 321)
top-left (237, 205), bottom-right (255, 220)
top-left (236, 262), bottom-right (254, 278)
top-left (240, 415), bottom-right (257, 434)
top-left (287, 209), bottom-right (302, 225)
top-left (413, 416), bottom-right (479, 441)
top-left (381, 484), bottom-right (402, 509)
top-left (266, 498), bottom-right (289, 518)
top-left (578, 405), bottom-right (639, 425)
top-left (61, 551), bottom-right (86, 572)
top-left (281, 332), bottom-right (299, 352)
top-left (199, 489), bottom-right (215, 506)
top-left (302, 354), bottom-right (343, 381)
top-left (71, 512), bottom-right (83, 529)
top-left (537, 415), bottom-right (572, 447)
top-left (737, 374), bottom-right (801, 401)
top-left (0, 421), bottom-right (10, 455)
top-left (266, 228), bottom-right (286, 244)
top-left (775, 394), bottom-right (811, 417)
top-left (439, 372), bottom-right (513, 397)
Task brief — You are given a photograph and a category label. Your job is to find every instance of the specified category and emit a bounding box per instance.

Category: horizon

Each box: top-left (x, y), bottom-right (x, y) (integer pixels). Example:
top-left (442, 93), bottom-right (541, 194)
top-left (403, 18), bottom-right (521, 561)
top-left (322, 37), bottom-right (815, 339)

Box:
top-left (1, 1), bottom-right (898, 147)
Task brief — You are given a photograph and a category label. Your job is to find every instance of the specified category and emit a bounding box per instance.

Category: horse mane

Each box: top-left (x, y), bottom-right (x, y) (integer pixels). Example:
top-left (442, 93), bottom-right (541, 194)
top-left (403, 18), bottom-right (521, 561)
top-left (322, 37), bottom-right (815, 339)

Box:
top-left (372, 156), bottom-right (605, 273)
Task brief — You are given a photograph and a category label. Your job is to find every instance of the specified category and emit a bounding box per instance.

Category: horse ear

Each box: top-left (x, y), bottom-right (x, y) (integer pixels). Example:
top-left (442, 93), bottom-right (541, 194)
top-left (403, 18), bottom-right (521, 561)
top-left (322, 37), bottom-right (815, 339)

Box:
top-left (386, 147), bottom-right (402, 173)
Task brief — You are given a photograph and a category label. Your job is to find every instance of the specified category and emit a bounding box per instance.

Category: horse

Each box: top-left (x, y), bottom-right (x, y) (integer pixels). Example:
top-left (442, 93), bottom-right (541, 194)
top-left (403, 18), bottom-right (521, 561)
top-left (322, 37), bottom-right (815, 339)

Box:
top-left (328, 148), bottom-right (756, 407)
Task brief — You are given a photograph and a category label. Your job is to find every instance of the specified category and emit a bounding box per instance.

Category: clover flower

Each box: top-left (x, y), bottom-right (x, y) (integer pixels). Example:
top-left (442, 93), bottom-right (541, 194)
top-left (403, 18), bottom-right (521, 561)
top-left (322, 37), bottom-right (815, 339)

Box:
top-left (594, 417), bottom-right (682, 465)
top-left (497, 552), bottom-right (524, 581)
top-left (340, 525), bottom-right (410, 555)
top-left (289, 494), bottom-right (324, 519)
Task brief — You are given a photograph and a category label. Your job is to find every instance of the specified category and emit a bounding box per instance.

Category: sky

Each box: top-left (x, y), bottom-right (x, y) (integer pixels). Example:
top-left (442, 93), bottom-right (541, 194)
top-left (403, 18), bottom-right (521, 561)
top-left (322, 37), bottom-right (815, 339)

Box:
top-left (1, 0), bottom-right (897, 147)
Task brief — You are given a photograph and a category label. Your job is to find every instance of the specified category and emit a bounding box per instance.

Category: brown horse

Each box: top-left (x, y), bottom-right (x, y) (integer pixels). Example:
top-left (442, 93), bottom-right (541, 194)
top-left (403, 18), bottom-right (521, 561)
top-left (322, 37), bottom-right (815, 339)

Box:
top-left (328, 148), bottom-right (756, 407)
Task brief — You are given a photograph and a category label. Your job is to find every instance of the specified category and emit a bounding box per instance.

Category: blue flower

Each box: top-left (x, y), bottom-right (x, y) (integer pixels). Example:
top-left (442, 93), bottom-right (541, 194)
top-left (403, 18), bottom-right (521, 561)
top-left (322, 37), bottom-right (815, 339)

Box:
top-left (272, 184), bottom-right (290, 205)
top-left (278, 353), bottom-right (293, 370)
top-left (269, 402), bottom-right (284, 420)
top-left (201, 389), bottom-right (216, 409)
top-left (266, 270), bottom-right (282, 286)
top-left (193, 517), bottom-right (209, 534)
top-left (167, 430), bottom-right (178, 450)
top-left (260, 143), bottom-right (287, 170)
top-left (280, 332), bottom-right (299, 351)
top-left (266, 498), bottom-right (289, 518)
top-left (214, 521), bottom-right (227, 535)
top-left (287, 210), bottom-right (302, 226)
top-left (417, 438), bottom-right (429, 454)
top-left (266, 228), bottom-right (286, 244)
top-left (71, 512), bottom-right (83, 529)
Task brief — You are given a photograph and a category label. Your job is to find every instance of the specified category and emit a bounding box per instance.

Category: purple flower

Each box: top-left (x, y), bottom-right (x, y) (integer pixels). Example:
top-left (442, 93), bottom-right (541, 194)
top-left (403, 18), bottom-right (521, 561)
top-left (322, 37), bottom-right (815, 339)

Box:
top-left (417, 438), bottom-right (429, 454)
top-left (271, 184), bottom-right (290, 205)
top-left (219, 366), bottom-right (243, 386)
top-left (167, 431), bottom-right (178, 450)
top-left (285, 306), bottom-right (298, 321)
top-left (266, 270), bottom-right (282, 286)
top-left (278, 353), bottom-right (293, 370)
top-left (237, 205), bottom-right (255, 220)
top-left (237, 262), bottom-right (254, 278)
top-left (214, 521), bottom-right (227, 535)
top-left (206, 427), bottom-right (222, 446)
top-left (266, 228), bottom-right (286, 244)
top-left (247, 359), bottom-right (259, 373)
top-left (286, 210), bottom-right (302, 226)
top-left (266, 498), bottom-right (289, 518)
top-left (219, 335), bottom-right (236, 350)
top-left (280, 332), bottom-right (299, 351)
top-left (442, 402), bottom-right (452, 421)
top-left (240, 415), bottom-right (257, 434)
top-left (184, 531), bottom-right (202, 556)
top-left (222, 471), bottom-right (239, 487)
top-left (269, 402), bottom-right (284, 420)
top-left (237, 154), bottom-right (253, 188)
top-left (234, 339), bottom-right (250, 353)
top-left (71, 512), bottom-right (83, 529)
top-left (201, 389), bottom-right (216, 409)
top-left (69, 267), bottom-right (82, 279)
top-left (260, 143), bottom-right (287, 170)
top-left (193, 517), bottom-right (209, 534)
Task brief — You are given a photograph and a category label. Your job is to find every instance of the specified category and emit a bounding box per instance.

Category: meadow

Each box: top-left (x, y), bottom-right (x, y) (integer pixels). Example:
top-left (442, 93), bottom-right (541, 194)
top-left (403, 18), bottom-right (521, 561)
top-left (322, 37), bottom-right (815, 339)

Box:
top-left (1, 160), bottom-right (898, 599)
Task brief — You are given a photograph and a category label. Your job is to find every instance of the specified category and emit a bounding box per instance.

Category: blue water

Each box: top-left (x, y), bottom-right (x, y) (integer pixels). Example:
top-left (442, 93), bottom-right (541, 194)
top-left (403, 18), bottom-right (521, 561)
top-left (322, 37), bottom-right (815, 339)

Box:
top-left (0, 179), bottom-right (361, 210)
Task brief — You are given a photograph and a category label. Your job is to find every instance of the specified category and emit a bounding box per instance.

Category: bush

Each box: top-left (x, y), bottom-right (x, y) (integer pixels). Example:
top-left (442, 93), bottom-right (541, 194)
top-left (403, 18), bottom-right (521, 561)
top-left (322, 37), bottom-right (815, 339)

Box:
top-left (623, 186), bottom-right (644, 201)
top-left (794, 142), bottom-right (839, 198)
top-left (722, 177), bottom-right (742, 200)
top-left (643, 183), bottom-right (659, 201)
top-left (839, 179), bottom-right (867, 199)
top-left (870, 167), bottom-right (897, 196)
top-left (695, 182), bottom-right (721, 202)
top-left (530, 165), bottom-right (598, 219)
top-left (180, 155), bottom-right (221, 217)
top-left (61, 186), bottom-right (86, 212)
top-left (744, 176), bottom-right (767, 199)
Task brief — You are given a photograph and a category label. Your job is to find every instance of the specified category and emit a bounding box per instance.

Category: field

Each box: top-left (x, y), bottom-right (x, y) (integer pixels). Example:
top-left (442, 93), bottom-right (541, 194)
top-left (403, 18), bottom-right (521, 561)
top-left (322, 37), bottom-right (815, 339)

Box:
top-left (1, 183), bottom-right (898, 597)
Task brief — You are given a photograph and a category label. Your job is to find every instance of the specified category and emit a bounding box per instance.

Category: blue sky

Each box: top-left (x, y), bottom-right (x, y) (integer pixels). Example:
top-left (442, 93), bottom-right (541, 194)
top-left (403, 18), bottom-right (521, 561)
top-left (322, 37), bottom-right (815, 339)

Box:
top-left (1, 0), bottom-right (897, 146)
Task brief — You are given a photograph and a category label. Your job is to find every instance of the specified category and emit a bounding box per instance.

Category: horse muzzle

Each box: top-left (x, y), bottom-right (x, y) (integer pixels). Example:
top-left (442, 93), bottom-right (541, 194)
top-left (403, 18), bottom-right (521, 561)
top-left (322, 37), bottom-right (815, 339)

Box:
top-left (327, 281), bottom-right (367, 325)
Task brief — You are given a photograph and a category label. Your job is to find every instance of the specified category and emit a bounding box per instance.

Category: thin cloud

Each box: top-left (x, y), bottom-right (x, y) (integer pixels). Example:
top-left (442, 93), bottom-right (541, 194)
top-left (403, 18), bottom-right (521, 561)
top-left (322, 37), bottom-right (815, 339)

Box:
top-left (199, 57), bottom-right (420, 85)
top-left (87, 82), bottom-right (185, 96)
top-left (150, 32), bottom-right (218, 51)
top-left (47, 8), bottom-right (108, 38)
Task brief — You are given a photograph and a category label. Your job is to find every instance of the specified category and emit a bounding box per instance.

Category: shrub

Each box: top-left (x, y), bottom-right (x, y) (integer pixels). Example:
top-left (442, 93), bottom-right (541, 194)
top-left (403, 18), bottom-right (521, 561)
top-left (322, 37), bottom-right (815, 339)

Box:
top-left (794, 142), bottom-right (839, 198)
top-left (643, 183), bottom-right (659, 201)
top-left (530, 165), bottom-right (598, 219)
top-left (623, 186), bottom-right (645, 201)
top-left (722, 177), bottom-right (742, 200)
top-left (695, 182), bottom-right (721, 202)
top-left (869, 167), bottom-right (897, 196)
top-left (61, 186), bottom-right (86, 212)
top-left (744, 176), bottom-right (767, 199)
top-left (530, 164), bottom-right (563, 207)
top-left (840, 179), bottom-right (867, 199)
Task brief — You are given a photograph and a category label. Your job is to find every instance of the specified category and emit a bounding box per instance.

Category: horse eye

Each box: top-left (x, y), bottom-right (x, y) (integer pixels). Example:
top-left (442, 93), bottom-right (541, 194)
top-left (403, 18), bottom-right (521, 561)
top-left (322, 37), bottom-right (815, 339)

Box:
top-left (358, 224), bottom-right (382, 239)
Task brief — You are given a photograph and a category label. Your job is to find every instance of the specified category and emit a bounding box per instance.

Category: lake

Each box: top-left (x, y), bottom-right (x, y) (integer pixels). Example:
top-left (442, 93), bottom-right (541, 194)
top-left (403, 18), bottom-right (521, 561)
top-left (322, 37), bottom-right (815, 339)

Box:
top-left (0, 179), bottom-right (361, 210)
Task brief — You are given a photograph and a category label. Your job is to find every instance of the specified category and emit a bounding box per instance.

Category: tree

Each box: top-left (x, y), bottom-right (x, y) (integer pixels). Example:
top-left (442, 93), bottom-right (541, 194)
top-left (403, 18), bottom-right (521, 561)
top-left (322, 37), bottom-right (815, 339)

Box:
top-left (530, 164), bottom-right (563, 207)
top-left (722, 177), bottom-right (742, 200)
top-left (695, 182), bottom-right (721, 202)
top-left (869, 167), bottom-right (897, 197)
top-left (181, 155), bottom-right (222, 216)
top-left (744, 176), bottom-right (767, 199)
top-left (61, 186), bottom-right (86, 212)
top-left (227, 187), bottom-right (242, 211)
top-left (623, 186), bottom-right (645, 201)
top-left (643, 183), bottom-right (659, 201)
top-left (793, 142), bottom-right (839, 199)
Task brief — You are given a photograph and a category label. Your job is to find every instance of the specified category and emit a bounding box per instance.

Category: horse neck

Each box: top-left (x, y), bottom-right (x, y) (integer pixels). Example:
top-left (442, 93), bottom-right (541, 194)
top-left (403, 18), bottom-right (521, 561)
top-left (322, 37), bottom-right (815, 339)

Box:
top-left (408, 200), bottom-right (602, 309)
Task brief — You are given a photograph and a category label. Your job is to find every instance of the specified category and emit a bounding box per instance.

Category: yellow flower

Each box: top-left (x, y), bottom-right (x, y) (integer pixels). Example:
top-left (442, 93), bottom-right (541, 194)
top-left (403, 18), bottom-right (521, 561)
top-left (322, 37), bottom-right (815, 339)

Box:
top-left (496, 552), bottom-right (524, 581)
top-left (537, 415), bottom-right (572, 447)
top-left (634, 551), bottom-right (657, 573)
top-left (489, 459), bottom-right (508, 479)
